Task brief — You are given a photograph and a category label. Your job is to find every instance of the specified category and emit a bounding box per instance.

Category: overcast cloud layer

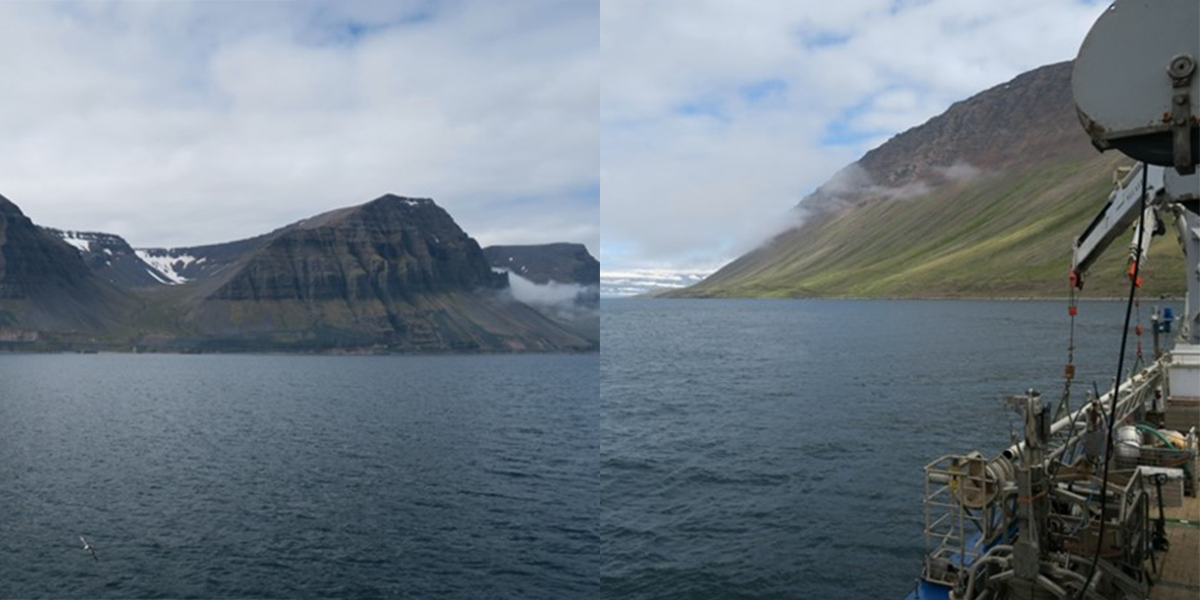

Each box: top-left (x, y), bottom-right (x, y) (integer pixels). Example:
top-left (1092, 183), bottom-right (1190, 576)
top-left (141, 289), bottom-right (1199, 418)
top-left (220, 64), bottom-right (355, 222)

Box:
top-left (601, 0), bottom-right (1108, 273)
top-left (0, 1), bottom-right (597, 250)
top-left (1, 1), bottom-right (1110, 270)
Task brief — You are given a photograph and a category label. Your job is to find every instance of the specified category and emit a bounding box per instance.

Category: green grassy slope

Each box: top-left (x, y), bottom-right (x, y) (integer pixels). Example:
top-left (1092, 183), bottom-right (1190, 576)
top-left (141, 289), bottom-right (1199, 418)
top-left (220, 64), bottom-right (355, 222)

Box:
top-left (680, 154), bottom-right (1185, 299)
top-left (674, 62), bottom-right (1187, 300)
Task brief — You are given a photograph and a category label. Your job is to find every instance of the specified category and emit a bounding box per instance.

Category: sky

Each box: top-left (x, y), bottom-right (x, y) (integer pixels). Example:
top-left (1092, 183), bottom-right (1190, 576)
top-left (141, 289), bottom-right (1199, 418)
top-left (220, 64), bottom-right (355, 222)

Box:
top-left (0, 1), bottom-right (597, 250)
top-left (601, 0), bottom-right (1110, 279)
top-left (0, 1), bottom-right (1110, 276)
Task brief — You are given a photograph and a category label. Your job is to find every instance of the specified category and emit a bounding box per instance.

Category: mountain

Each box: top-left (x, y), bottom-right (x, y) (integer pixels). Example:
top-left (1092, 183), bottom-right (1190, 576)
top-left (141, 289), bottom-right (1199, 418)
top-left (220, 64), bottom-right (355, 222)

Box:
top-left (0, 196), bottom-right (135, 336)
top-left (483, 242), bottom-right (601, 323)
top-left (134, 233), bottom-right (275, 285)
top-left (483, 243), bottom-right (601, 286)
top-left (41, 228), bottom-right (176, 288)
top-left (0, 194), bottom-right (597, 352)
top-left (163, 195), bottom-right (597, 351)
top-left (675, 62), bottom-right (1186, 299)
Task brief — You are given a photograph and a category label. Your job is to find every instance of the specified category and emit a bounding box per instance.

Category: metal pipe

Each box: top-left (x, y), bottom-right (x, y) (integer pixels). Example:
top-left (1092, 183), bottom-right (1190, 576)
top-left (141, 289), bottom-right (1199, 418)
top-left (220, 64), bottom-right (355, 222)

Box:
top-left (1044, 562), bottom-right (1089, 587)
top-left (1036, 574), bottom-right (1069, 598)
top-left (962, 546), bottom-right (1013, 599)
top-left (1002, 362), bottom-right (1163, 462)
top-left (1053, 554), bottom-right (1111, 600)
top-left (990, 570), bottom-right (1016, 585)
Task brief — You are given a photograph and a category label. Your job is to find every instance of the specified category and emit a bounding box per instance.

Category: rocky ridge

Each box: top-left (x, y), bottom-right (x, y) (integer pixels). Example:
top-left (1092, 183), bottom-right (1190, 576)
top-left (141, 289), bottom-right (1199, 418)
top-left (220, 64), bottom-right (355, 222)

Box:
top-left (0, 193), bottom-right (597, 352)
top-left (0, 196), bottom-right (134, 333)
top-left (483, 243), bottom-right (600, 286)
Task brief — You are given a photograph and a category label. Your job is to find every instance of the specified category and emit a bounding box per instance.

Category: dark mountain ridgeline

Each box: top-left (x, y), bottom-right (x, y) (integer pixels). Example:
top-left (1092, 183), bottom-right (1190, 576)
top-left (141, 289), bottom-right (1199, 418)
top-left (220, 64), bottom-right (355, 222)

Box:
top-left (0, 193), bottom-right (596, 352)
top-left (483, 243), bottom-right (601, 286)
top-left (41, 228), bottom-right (172, 288)
top-left (0, 196), bottom-right (135, 335)
top-left (214, 196), bottom-right (506, 302)
top-left (483, 242), bottom-right (601, 317)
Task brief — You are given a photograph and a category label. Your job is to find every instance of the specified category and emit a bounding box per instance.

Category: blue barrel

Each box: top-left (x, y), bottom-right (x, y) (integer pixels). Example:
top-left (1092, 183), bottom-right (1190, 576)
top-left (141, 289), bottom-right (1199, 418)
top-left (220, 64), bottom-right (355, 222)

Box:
top-left (1155, 307), bottom-right (1175, 333)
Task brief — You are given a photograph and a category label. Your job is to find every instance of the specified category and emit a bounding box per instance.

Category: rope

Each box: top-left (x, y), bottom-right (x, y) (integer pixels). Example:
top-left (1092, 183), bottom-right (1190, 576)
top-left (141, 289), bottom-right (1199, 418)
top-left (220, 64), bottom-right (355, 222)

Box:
top-left (1061, 285), bottom-right (1078, 417)
top-left (1074, 165), bottom-right (1150, 599)
top-left (1049, 278), bottom-right (1081, 481)
top-left (1133, 297), bottom-right (1145, 373)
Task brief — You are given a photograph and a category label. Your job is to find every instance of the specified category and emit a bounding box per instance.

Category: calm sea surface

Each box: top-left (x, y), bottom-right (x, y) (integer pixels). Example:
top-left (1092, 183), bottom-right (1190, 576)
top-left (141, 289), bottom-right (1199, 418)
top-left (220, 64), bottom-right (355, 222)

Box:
top-left (0, 354), bottom-right (598, 599)
top-left (601, 298), bottom-right (1177, 599)
top-left (0, 299), bottom-right (1177, 599)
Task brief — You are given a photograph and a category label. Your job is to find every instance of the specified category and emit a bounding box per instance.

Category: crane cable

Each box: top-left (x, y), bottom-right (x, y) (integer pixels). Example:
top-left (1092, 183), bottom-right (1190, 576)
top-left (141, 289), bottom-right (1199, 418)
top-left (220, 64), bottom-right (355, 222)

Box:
top-left (1048, 275), bottom-right (1080, 483)
top-left (1061, 284), bottom-right (1079, 418)
top-left (1074, 165), bottom-right (1150, 599)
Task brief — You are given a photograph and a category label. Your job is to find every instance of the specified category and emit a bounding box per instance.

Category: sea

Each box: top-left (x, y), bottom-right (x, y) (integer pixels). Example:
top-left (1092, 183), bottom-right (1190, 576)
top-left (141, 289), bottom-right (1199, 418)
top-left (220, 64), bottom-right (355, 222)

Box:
top-left (600, 298), bottom-right (1177, 599)
top-left (0, 298), bottom-right (1177, 599)
top-left (0, 354), bottom-right (598, 599)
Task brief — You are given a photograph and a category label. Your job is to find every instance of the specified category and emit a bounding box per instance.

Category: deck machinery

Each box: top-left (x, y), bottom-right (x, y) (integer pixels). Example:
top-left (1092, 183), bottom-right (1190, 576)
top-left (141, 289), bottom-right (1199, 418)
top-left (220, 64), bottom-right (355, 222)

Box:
top-left (905, 1), bottom-right (1200, 599)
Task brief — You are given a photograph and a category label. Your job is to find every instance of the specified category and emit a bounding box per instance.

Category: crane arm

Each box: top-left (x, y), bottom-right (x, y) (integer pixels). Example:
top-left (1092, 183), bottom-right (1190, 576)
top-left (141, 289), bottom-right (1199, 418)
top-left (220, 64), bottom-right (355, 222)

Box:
top-left (1070, 163), bottom-right (1165, 288)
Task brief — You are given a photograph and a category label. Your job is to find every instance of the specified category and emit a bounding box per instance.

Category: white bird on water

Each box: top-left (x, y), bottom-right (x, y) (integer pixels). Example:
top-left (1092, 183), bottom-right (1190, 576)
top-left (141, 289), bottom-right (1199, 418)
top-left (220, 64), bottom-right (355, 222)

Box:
top-left (79, 535), bottom-right (98, 562)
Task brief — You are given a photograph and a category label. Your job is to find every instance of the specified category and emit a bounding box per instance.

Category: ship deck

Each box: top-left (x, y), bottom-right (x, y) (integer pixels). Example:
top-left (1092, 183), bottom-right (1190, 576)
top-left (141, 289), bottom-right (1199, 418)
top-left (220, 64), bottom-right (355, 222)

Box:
top-left (1149, 457), bottom-right (1199, 600)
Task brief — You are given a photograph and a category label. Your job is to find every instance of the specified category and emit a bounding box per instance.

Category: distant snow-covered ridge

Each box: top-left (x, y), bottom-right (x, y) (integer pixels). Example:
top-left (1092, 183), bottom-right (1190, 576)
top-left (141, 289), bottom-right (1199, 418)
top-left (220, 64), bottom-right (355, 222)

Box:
top-left (601, 268), bottom-right (712, 297)
top-left (41, 227), bottom-right (185, 288)
top-left (133, 250), bottom-right (205, 285)
top-left (44, 229), bottom-right (123, 255)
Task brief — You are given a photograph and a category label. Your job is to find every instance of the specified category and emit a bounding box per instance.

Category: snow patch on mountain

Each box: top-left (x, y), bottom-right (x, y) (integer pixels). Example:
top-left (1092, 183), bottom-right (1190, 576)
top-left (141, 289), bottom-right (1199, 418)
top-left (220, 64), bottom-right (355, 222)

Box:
top-left (134, 250), bottom-right (200, 285)
top-left (49, 230), bottom-right (98, 253)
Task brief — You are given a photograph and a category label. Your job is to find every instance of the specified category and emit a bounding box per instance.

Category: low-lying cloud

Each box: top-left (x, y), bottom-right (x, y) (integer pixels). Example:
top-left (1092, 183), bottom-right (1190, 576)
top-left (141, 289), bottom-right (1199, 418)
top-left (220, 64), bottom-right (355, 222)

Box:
top-left (806, 160), bottom-right (984, 214)
top-left (497, 270), bottom-right (599, 321)
top-left (935, 161), bottom-right (983, 182)
top-left (725, 157), bottom-right (990, 262)
top-left (601, 1), bottom-right (1104, 272)
top-left (507, 271), bottom-right (595, 307)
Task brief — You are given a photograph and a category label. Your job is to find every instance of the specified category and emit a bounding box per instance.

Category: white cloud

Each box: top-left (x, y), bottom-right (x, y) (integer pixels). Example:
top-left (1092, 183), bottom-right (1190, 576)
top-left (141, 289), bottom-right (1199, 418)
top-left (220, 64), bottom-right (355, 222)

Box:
top-left (0, 1), bottom-right (597, 252)
top-left (935, 162), bottom-right (983, 182)
top-left (601, 0), bottom-right (1107, 271)
top-left (0, 0), bottom-right (1113, 273)
top-left (505, 271), bottom-right (592, 306)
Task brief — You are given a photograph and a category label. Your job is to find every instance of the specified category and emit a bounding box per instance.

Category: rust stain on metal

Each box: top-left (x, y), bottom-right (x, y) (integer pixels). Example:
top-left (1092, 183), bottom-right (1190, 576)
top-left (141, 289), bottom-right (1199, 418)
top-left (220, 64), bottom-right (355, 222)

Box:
top-left (1077, 110), bottom-right (1107, 137)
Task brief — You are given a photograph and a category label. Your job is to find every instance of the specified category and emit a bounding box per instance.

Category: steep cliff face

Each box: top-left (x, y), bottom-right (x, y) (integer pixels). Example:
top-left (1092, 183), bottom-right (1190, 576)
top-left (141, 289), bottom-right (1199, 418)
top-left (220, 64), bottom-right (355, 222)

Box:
top-left (853, 62), bottom-right (1088, 193)
top-left (180, 195), bottom-right (592, 352)
top-left (0, 198), bottom-right (86, 299)
top-left (0, 196), bottom-right (133, 331)
top-left (213, 196), bottom-right (505, 302)
top-left (679, 62), bottom-right (1185, 299)
top-left (483, 243), bottom-right (600, 286)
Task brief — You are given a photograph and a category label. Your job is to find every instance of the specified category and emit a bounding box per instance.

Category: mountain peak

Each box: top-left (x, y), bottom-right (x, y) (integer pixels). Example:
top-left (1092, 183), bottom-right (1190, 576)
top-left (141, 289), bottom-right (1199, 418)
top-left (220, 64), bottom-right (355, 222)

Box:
top-left (293, 194), bottom-right (443, 231)
top-left (806, 61), bottom-right (1084, 214)
top-left (370, 194), bottom-right (436, 207)
top-left (0, 193), bottom-right (26, 217)
top-left (860, 61), bottom-right (1081, 181)
top-left (212, 192), bottom-right (504, 304)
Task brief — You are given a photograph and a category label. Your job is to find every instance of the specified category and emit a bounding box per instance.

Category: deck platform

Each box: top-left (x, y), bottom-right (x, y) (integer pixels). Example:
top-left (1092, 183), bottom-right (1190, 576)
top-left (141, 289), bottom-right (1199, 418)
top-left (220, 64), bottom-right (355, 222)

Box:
top-left (1149, 459), bottom-right (1199, 600)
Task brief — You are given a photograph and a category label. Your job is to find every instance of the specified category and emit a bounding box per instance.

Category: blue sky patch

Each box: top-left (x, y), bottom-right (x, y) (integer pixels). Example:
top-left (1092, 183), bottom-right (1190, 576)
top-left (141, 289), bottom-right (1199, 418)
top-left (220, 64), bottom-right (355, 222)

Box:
top-left (739, 79), bottom-right (788, 104)
top-left (797, 30), bottom-right (851, 50)
top-left (673, 98), bottom-right (729, 121)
